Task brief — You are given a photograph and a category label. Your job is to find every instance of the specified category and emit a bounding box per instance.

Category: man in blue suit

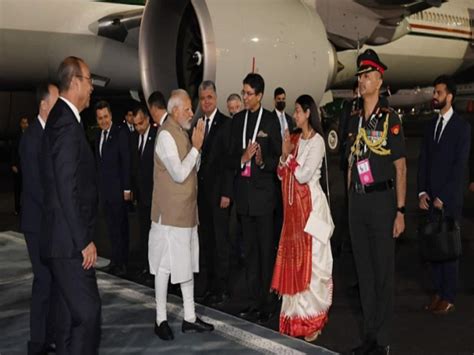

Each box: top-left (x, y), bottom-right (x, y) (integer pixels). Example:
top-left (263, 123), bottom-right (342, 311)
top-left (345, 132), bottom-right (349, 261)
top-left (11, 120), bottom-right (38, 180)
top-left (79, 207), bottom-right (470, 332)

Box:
top-left (20, 82), bottom-right (59, 354)
top-left (418, 75), bottom-right (471, 315)
top-left (40, 56), bottom-right (101, 354)
top-left (94, 100), bottom-right (131, 277)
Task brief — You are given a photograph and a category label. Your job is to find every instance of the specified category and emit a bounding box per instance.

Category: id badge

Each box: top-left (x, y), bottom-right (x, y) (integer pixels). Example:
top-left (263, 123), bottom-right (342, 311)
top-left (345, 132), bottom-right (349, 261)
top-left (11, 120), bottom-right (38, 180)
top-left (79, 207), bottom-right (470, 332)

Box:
top-left (241, 163), bottom-right (251, 177)
top-left (356, 158), bottom-right (374, 185)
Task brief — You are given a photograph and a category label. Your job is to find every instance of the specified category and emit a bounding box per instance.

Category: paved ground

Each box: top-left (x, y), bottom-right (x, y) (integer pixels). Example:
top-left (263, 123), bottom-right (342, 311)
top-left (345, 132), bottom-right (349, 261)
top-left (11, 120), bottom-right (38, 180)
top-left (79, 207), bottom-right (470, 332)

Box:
top-left (1, 115), bottom-right (473, 354)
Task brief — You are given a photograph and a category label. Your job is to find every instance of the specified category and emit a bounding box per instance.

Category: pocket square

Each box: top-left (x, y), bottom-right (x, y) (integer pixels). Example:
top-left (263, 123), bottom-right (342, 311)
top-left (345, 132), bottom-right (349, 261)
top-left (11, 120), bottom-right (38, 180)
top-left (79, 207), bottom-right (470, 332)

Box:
top-left (257, 130), bottom-right (268, 138)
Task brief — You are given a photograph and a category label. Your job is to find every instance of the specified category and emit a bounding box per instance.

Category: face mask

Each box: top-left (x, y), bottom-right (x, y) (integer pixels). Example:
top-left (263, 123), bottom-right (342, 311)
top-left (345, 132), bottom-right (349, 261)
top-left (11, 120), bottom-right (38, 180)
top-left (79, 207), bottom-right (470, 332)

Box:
top-left (276, 101), bottom-right (286, 112)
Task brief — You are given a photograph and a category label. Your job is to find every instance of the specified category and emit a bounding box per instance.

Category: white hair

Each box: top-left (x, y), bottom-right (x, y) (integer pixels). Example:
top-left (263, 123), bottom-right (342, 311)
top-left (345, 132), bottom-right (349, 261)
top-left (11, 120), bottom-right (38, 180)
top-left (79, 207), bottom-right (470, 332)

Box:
top-left (167, 89), bottom-right (190, 113)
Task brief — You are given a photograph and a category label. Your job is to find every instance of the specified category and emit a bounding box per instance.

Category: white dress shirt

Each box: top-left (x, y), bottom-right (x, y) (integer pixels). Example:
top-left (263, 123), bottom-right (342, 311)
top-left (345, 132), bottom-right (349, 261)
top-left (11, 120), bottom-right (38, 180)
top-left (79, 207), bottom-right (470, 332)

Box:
top-left (37, 115), bottom-right (46, 130)
top-left (433, 106), bottom-right (453, 142)
top-left (204, 108), bottom-right (217, 134)
top-left (276, 109), bottom-right (288, 138)
top-left (59, 97), bottom-right (81, 123)
top-left (99, 123), bottom-right (112, 157)
top-left (138, 124), bottom-right (151, 154)
top-left (160, 113), bottom-right (168, 126)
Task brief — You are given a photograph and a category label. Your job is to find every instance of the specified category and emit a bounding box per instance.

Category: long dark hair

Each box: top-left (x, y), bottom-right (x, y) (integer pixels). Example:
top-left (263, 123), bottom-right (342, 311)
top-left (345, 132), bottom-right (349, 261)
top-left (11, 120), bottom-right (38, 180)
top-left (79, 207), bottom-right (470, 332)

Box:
top-left (295, 94), bottom-right (324, 138)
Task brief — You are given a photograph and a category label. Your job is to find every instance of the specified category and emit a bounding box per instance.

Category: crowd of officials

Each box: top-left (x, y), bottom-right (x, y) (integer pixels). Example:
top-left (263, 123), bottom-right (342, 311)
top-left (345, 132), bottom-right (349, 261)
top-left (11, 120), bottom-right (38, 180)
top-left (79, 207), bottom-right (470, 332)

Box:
top-left (11, 49), bottom-right (473, 355)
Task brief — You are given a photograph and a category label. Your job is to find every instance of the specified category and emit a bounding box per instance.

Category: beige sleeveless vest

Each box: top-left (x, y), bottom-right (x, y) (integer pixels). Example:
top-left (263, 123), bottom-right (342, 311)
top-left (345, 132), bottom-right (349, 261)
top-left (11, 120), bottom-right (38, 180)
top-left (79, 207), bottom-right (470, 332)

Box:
top-left (150, 118), bottom-right (198, 227)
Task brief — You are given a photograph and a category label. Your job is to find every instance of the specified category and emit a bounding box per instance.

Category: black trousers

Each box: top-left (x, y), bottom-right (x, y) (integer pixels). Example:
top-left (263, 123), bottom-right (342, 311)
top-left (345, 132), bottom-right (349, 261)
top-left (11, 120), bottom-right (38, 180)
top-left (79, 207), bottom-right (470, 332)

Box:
top-left (24, 232), bottom-right (56, 354)
top-left (240, 213), bottom-right (276, 311)
top-left (349, 189), bottom-right (396, 346)
top-left (431, 259), bottom-right (458, 303)
top-left (137, 201), bottom-right (151, 269)
top-left (13, 172), bottom-right (22, 213)
top-left (103, 201), bottom-right (129, 266)
top-left (197, 188), bottom-right (231, 295)
top-left (49, 258), bottom-right (101, 355)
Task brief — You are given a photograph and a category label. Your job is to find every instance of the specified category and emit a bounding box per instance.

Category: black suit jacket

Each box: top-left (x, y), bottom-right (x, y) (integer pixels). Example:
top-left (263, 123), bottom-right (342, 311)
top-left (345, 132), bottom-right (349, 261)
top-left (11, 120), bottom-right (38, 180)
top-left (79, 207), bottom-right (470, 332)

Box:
top-left (198, 110), bottom-right (233, 203)
top-left (94, 123), bottom-right (131, 204)
top-left (273, 109), bottom-right (295, 134)
top-left (228, 107), bottom-right (282, 216)
top-left (417, 111), bottom-right (471, 218)
top-left (40, 99), bottom-right (98, 258)
top-left (19, 118), bottom-right (43, 233)
top-left (131, 125), bottom-right (157, 207)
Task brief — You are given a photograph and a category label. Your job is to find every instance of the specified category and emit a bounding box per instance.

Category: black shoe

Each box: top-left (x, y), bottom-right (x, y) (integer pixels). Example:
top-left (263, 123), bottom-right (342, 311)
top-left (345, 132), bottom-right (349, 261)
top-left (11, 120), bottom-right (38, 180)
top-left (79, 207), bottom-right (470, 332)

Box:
top-left (239, 307), bottom-right (260, 322)
top-left (370, 345), bottom-right (390, 355)
top-left (182, 317), bottom-right (214, 333)
top-left (45, 343), bottom-right (56, 353)
top-left (257, 311), bottom-right (275, 324)
top-left (154, 321), bottom-right (174, 340)
top-left (113, 265), bottom-right (127, 277)
top-left (351, 338), bottom-right (377, 355)
top-left (208, 292), bottom-right (230, 307)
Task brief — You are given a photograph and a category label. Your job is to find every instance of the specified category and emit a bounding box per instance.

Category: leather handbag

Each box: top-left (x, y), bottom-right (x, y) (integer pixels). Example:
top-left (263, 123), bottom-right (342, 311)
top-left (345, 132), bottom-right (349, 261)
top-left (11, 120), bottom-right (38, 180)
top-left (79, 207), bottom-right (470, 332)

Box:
top-left (418, 209), bottom-right (461, 262)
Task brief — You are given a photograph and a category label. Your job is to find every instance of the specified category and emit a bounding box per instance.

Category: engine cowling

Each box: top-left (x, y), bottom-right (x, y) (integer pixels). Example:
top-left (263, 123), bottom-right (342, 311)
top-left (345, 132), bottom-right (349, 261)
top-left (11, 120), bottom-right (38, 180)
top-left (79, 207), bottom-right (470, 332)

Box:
top-left (139, 0), bottom-right (336, 112)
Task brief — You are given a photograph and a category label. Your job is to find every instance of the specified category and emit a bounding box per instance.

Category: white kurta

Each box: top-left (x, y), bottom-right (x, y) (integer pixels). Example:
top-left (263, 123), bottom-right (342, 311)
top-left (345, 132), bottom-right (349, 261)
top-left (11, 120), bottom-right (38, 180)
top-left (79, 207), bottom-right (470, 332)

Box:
top-left (148, 130), bottom-right (200, 284)
top-left (281, 134), bottom-right (334, 327)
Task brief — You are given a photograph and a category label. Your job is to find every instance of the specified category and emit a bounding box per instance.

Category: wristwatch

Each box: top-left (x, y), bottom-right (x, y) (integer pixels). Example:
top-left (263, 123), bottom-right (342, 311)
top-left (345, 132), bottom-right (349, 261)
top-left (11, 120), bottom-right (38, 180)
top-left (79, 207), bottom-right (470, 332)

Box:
top-left (397, 206), bottom-right (406, 215)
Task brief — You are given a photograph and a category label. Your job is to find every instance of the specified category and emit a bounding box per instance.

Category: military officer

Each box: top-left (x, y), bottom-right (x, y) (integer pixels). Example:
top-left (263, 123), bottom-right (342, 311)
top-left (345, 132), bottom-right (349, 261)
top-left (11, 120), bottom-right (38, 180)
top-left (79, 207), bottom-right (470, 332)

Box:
top-left (345, 49), bottom-right (407, 355)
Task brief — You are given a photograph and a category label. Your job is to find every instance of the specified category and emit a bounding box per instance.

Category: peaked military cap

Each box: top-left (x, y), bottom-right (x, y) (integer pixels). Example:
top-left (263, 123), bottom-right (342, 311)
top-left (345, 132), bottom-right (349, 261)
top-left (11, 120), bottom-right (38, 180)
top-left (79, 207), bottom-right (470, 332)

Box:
top-left (356, 49), bottom-right (387, 76)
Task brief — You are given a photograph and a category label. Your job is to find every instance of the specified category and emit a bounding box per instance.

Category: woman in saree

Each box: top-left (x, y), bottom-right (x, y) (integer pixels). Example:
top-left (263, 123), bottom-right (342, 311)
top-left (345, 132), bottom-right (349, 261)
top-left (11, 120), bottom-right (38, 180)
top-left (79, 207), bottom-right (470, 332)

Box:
top-left (271, 94), bottom-right (334, 342)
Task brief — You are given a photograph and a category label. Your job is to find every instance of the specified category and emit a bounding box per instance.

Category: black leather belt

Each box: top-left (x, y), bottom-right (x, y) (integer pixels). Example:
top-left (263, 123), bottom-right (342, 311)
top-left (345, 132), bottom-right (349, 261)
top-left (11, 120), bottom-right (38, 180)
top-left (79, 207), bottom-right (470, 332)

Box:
top-left (351, 179), bottom-right (394, 194)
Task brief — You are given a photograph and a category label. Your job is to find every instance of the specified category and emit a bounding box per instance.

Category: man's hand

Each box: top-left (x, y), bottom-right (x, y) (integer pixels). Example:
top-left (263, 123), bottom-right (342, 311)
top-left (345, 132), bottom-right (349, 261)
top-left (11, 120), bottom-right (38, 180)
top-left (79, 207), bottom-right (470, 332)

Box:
top-left (123, 191), bottom-right (131, 201)
top-left (241, 140), bottom-right (258, 164)
top-left (220, 196), bottom-right (231, 209)
top-left (255, 144), bottom-right (263, 166)
top-left (393, 213), bottom-right (405, 238)
top-left (469, 182), bottom-right (474, 193)
top-left (11, 165), bottom-right (18, 174)
top-left (192, 119), bottom-right (205, 151)
top-left (81, 242), bottom-right (97, 270)
top-left (418, 193), bottom-right (430, 210)
top-left (433, 197), bottom-right (443, 210)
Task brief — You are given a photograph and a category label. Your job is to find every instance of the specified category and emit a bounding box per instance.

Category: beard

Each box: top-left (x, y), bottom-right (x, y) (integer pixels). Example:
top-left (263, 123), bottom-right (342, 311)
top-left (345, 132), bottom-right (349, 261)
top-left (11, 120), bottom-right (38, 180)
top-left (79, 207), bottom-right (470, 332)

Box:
top-left (432, 98), bottom-right (447, 110)
top-left (180, 119), bottom-right (192, 130)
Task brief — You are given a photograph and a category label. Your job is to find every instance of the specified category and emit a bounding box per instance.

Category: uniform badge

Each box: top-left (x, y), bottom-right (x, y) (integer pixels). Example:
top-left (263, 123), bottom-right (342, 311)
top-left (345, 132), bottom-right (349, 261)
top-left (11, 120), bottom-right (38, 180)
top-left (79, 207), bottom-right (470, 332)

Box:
top-left (391, 124), bottom-right (400, 135)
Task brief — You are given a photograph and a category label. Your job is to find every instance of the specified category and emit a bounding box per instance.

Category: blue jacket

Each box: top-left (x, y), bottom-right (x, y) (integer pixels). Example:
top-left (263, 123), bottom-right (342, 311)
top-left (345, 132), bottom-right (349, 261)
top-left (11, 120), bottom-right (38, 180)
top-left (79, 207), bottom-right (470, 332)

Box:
top-left (417, 111), bottom-right (471, 218)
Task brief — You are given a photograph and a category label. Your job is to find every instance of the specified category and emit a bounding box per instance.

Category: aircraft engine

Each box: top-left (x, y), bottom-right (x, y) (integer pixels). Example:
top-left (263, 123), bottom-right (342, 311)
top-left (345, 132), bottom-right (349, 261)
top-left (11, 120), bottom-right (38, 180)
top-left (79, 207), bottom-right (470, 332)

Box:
top-left (139, 0), bottom-right (337, 111)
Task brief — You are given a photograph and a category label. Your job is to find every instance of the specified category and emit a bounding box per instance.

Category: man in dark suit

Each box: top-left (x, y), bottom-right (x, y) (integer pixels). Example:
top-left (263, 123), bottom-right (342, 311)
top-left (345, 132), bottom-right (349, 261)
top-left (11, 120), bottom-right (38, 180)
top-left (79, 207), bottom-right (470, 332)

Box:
top-left (40, 56), bottom-right (101, 354)
top-left (11, 116), bottom-right (29, 215)
top-left (148, 91), bottom-right (168, 127)
top-left (194, 80), bottom-right (233, 305)
top-left (131, 104), bottom-right (157, 278)
top-left (418, 75), bottom-right (471, 315)
top-left (20, 83), bottom-right (59, 355)
top-left (272, 87), bottom-right (295, 249)
top-left (228, 73), bottom-right (282, 322)
top-left (94, 100), bottom-right (131, 277)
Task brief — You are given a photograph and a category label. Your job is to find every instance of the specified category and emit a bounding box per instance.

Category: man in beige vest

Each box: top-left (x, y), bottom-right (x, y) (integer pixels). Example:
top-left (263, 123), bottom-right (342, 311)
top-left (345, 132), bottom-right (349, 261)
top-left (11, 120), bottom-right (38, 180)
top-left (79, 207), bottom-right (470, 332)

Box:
top-left (148, 89), bottom-right (214, 340)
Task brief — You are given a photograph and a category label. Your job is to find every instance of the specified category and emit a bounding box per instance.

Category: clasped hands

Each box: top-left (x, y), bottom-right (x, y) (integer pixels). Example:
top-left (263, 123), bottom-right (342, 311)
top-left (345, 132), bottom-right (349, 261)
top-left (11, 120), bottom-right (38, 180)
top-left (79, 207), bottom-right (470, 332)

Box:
top-left (419, 193), bottom-right (443, 210)
top-left (241, 140), bottom-right (263, 166)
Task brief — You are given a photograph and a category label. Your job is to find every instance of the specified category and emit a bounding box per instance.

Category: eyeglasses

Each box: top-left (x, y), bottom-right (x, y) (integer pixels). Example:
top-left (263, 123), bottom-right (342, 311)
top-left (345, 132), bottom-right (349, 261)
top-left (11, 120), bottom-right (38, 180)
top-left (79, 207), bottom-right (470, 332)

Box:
top-left (75, 75), bottom-right (93, 84)
top-left (241, 90), bottom-right (256, 98)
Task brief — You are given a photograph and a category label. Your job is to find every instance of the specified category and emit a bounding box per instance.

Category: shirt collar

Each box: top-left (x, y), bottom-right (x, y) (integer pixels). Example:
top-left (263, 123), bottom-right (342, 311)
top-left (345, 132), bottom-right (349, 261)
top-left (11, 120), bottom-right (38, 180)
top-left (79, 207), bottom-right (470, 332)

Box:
top-left (60, 97), bottom-right (81, 123)
top-left (160, 112), bottom-right (168, 126)
top-left (37, 115), bottom-right (46, 129)
top-left (275, 109), bottom-right (285, 116)
top-left (204, 108), bottom-right (218, 125)
top-left (440, 106), bottom-right (454, 122)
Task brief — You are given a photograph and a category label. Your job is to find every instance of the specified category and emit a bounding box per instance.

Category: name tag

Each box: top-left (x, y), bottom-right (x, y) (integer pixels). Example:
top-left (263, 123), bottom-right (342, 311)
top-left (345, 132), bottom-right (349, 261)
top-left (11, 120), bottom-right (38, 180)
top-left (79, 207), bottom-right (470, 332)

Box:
top-left (241, 163), bottom-right (251, 177)
top-left (357, 158), bottom-right (374, 185)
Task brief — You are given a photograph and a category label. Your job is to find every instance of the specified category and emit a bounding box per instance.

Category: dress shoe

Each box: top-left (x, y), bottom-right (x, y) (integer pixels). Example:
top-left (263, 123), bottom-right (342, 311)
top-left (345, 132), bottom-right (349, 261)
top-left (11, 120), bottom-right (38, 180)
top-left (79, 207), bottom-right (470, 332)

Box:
top-left (371, 344), bottom-right (390, 355)
top-left (424, 294), bottom-right (441, 311)
top-left (45, 343), bottom-right (56, 353)
top-left (154, 321), bottom-right (174, 340)
top-left (182, 317), bottom-right (214, 333)
top-left (239, 307), bottom-right (260, 322)
top-left (432, 300), bottom-right (455, 315)
top-left (257, 311), bottom-right (275, 324)
top-left (350, 337), bottom-right (377, 355)
top-left (113, 265), bottom-right (127, 277)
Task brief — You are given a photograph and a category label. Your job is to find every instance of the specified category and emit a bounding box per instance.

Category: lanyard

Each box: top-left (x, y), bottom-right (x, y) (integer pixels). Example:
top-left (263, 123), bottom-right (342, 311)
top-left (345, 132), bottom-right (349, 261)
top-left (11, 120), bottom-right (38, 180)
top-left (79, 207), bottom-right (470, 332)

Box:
top-left (242, 106), bottom-right (263, 150)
